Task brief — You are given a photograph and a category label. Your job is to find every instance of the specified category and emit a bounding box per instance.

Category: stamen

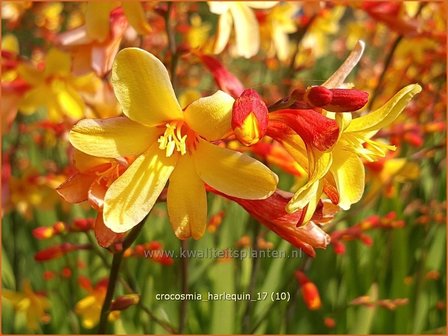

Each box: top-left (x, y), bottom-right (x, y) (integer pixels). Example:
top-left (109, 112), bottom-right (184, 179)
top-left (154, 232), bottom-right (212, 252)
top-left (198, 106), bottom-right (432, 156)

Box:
top-left (158, 121), bottom-right (189, 157)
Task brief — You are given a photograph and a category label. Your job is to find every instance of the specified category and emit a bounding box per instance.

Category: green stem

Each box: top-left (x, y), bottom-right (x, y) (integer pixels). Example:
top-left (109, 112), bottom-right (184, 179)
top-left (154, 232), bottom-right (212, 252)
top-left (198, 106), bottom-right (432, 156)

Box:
top-left (178, 239), bottom-right (189, 333)
top-left (96, 220), bottom-right (146, 334)
top-left (241, 218), bottom-right (261, 333)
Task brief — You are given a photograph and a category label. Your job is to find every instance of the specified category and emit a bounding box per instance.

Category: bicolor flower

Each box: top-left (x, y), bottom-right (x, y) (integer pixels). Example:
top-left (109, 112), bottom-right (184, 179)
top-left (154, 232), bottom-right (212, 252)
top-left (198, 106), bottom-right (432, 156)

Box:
top-left (2, 280), bottom-right (50, 331)
top-left (69, 48), bottom-right (278, 239)
top-left (286, 84), bottom-right (422, 219)
top-left (209, 1), bottom-right (277, 58)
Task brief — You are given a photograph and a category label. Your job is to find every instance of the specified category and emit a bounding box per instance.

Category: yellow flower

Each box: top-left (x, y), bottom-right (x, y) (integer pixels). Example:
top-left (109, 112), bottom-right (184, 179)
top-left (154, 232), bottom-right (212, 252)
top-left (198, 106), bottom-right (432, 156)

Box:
top-left (3, 280), bottom-right (50, 331)
top-left (75, 279), bottom-right (119, 329)
top-left (287, 84), bottom-right (422, 221)
top-left (70, 48), bottom-right (278, 239)
top-left (299, 6), bottom-right (345, 59)
top-left (259, 2), bottom-right (298, 61)
top-left (18, 48), bottom-right (100, 121)
top-left (209, 1), bottom-right (277, 58)
top-left (85, 1), bottom-right (151, 42)
top-left (186, 14), bottom-right (212, 50)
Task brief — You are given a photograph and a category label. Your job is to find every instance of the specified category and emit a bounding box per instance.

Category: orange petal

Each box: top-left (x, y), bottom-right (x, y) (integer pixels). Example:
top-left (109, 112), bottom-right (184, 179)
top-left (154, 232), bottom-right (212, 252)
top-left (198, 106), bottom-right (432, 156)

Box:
top-left (56, 173), bottom-right (96, 203)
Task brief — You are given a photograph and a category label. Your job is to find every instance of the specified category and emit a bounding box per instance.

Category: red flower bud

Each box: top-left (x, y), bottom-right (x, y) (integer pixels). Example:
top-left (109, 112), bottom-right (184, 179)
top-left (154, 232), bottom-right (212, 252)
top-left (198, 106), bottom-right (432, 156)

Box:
top-left (35, 246), bottom-right (64, 261)
top-left (110, 294), bottom-right (140, 311)
top-left (33, 227), bottom-right (54, 240)
top-left (305, 86), bottom-right (369, 112)
top-left (326, 88), bottom-right (369, 112)
top-left (305, 86), bottom-right (333, 107)
top-left (295, 271), bottom-right (322, 310)
top-left (232, 89), bottom-right (268, 146)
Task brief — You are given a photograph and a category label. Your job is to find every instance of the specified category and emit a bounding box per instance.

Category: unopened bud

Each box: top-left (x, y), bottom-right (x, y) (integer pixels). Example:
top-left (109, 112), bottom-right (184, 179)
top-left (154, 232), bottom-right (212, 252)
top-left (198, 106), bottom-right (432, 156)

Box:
top-left (33, 227), bottom-right (54, 240)
top-left (111, 294), bottom-right (140, 311)
top-left (305, 86), bottom-right (369, 112)
top-left (301, 282), bottom-right (322, 310)
top-left (304, 86), bottom-right (333, 107)
top-left (232, 89), bottom-right (268, 146)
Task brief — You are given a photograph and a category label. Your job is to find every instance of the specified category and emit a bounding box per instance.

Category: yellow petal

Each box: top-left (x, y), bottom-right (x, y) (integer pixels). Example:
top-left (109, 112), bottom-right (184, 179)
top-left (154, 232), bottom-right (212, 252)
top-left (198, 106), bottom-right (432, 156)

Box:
top-left (346, 84), bottom-right (422, 133)
top-left (286, 149), bottom-right (332, 212)
top-left (71, 72), bottom-right (101, 94)
top-left (2, 33), bottom-right (19, 54)
top-left (289, 181), bottom-right (324, 223)
top-left (103, 144), bottom-right (177, 232)
top-left (19, 86), bottom-right (50, 114)
top-left (111, 48), bottom-right (182, 126)
top-left (230, 3), bottom-right (259, 58)
top-left (245, 1), bottom-right (277, 9)
top-left (122, 1), bottom-right (151, 35)
top-left (272, 27), bottom-right (289, 61)
top-left (54, 82), bottom-right (85, 120)
top-left (44, 48), bottom-right (71, 76)
top-left (167, 156), bottom-right (207, 240)
top-left (70, 117), bottom-right (157, 158)
top-left (17, 64), bottom-right (45, 86)
top-left (209, 2), bottom-right (230, 14)
top-left (213, 9), bottom-right (233, 54)
top-left (193, 139), bottom-right (278, 199)
top-left (184, 90), bottom-right (234, 141)
top-left (85, 1), bottom-right (117, 42)
top-left (287, 181), bottom-right (319, 213)
top-left (330, 150), bottom-right (365, 210)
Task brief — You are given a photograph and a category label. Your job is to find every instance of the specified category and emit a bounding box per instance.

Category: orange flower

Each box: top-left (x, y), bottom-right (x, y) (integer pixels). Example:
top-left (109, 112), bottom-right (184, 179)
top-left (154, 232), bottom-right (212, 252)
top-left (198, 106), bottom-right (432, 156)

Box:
top-left (57, 150), bottom-right (127, 247)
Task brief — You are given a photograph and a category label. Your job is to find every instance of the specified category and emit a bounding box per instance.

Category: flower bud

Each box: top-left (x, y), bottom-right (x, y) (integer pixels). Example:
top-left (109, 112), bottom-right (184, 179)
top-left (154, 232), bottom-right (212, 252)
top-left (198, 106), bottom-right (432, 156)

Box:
top-left (325, 88), bottom-right (369, 112)
top-left (295, 271), bottom-right (322, 310)
top-left (232, 89), bottom-right (268, 146)
top-left (33, 227), bottom-right (54, 240)
top-left (304, 86), bottom-right (333, 107)
top-left (110, 294), bottom-right (140, 311)
top-left (304, 86), bottom-right (369, 112)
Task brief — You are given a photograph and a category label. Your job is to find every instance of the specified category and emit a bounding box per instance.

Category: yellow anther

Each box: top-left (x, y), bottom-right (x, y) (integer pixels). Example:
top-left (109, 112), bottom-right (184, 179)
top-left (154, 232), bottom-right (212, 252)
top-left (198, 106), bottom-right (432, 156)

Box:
top-left (158, 121), bottom-right (188, 157)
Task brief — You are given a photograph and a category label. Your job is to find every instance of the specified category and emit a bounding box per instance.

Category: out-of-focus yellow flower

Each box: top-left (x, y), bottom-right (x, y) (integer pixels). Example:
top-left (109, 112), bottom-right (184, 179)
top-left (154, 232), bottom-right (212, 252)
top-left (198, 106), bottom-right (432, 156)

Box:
top-left (300, 6), bottom-right (345, 58)
top-left (259, 3), bottom-right (298, 61)
top-left (3, 280), bottom-right (50, 331)
top-left (70, 48), bottom-right (278, 238)
top-left (209, 1), bottom-right (277, 58)
top-left (17, 48), bottom-right (100, 121)
top-left (186, 14), bottom-right (212, 50)
top-left (34, 2), bottom-right (63, 31)
top-left (85, 1), bottom-right (151, 42)
top-left (1, 33), bottom-right (19, 54)
top-left (365, 157), bottom-right (419, 201)
top-left (75, 279), bottom-right (119, 329)
top-left (83, 81), bottom-right (121, 119)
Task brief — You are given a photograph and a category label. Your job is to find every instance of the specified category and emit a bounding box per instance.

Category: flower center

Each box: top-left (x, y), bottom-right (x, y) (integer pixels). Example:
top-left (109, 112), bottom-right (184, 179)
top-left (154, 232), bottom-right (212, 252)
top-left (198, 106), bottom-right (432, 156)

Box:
top-left (341, 133), bottom-right (396, 162)
top-left (158, 121), bottom-right (197, 157)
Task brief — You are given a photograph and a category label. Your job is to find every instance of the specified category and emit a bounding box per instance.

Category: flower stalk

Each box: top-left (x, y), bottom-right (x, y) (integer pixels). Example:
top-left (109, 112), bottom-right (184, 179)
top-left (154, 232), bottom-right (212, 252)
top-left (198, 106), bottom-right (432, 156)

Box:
top-left (97, 218), bottom-right (146, 334)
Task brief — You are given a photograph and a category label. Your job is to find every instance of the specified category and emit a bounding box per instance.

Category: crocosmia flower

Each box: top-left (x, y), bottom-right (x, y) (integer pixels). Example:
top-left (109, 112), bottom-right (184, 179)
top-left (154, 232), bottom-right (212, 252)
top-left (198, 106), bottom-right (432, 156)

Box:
top-left (69, 48), bottom-right (278, 239)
